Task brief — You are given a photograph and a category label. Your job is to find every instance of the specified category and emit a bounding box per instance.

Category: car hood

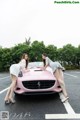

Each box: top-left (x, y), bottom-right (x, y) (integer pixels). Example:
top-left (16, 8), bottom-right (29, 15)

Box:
top-left (18, 68), bottom-right (56, 81)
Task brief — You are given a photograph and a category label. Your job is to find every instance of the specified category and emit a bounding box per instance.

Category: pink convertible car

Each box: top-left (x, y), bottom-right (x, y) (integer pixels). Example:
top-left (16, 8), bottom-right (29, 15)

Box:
top-left (14, 62), bottom-right (62, 95)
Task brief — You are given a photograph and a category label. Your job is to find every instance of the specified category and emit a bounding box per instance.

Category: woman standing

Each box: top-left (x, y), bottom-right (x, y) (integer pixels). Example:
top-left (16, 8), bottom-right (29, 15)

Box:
top-left (4, 53), bottom-right (29, 104)
top-left (42, 53), bottom-right (69, 102)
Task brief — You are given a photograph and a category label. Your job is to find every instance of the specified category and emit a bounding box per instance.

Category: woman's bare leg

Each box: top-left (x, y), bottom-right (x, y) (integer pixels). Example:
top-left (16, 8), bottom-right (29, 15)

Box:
top-left (54, 69), bottom-right (68, 97)
top-left (8, 75), bottom-right (17, 102)
top-left (4, 87), bottom-right (11, 101)
top-left (4, 74), bottom-right (17, 103)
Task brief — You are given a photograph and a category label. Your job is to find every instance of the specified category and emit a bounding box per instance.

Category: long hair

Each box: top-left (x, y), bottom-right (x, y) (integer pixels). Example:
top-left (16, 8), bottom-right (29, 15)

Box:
top-left (21, 53), bottom-right (29, 68)
top-left (42, 53), bottom-right (47, 57)
top-left (42, 53), bottom-right (47, 66)
top-left (43, 59), bottom-right (46, 66)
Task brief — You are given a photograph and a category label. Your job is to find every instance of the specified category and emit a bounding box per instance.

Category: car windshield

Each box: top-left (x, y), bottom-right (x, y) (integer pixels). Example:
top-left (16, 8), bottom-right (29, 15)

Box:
top-left (28, 62), bottom-right (43, 68)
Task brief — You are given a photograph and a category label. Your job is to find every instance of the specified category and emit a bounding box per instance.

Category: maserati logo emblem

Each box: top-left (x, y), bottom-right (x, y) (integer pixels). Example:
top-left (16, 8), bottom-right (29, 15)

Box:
top-left (37, 81), bottom-right (41, 88)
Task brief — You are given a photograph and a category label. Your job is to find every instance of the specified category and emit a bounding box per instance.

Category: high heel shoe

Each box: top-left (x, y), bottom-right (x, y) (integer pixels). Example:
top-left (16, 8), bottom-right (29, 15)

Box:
top-left (62, 96), bottom-right (69, 103)
top-left (9, 98), bottom-right (16, 104)
top-left (4, 100), bottom-right (10, 104)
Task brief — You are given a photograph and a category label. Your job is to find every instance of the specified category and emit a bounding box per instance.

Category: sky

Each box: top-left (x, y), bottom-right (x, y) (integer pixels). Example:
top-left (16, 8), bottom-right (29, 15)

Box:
top-left (0, 0), bottom-right (80, 48)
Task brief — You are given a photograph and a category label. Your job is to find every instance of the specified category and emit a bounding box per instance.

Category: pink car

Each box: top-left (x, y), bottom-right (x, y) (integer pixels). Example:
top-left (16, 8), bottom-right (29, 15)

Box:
top-left (14, 62), bottom-right (62, 95)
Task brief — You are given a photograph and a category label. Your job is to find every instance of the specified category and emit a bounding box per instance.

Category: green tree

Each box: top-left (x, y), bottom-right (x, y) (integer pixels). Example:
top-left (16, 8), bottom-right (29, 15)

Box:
top-left (0, 47), bottom-right (3, 71)
top-left (45, 45), bottom-right (57, 61)
top-left (10, 43), bottom-right (31, 63)
top-left (1, 48), bottom-right (11, 71)
top-left (0, 41), bottom-right (80, 71)
top-left (25, 37), bottom-right (31, 45)
top-left (30, 41), bottom-right (45, 61)
top-left (76, 45), bottom-right (80, 67)
top-left (59, 44), bottom-right (76, 69)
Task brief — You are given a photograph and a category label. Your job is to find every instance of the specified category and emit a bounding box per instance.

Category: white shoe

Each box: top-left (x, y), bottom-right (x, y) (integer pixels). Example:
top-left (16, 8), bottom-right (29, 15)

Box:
top-left (62, 96), bottom-right (69, 103)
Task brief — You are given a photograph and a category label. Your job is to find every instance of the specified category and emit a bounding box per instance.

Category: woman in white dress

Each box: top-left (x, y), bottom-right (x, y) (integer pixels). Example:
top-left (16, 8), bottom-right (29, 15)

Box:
top-left (4, 53), bottom-right (29, 104)
top-left (42, 53), bottom-right (69, 102)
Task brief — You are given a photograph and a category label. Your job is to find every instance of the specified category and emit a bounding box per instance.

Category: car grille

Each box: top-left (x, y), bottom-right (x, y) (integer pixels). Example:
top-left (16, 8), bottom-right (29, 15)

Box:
top-left (22, 80), bottom-right (55, 89)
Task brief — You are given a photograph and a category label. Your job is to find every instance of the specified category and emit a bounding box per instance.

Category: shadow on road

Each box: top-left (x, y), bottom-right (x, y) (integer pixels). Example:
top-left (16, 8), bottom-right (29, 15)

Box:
top-left (14, 93), bottom-right (59, 103)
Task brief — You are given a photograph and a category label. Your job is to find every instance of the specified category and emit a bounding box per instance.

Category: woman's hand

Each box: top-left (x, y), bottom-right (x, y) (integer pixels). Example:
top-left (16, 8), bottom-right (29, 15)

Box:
top-left (40, 67), bottom-right (46, 71)
top-left (25, 69), bottom-right (30, 72)
top-left (23, 69), bottom-right (30, 73)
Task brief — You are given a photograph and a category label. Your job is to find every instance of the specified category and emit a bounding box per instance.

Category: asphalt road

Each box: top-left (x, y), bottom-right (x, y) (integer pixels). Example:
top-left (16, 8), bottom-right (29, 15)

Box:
top-left (0, 70), bottom-right (80, 120)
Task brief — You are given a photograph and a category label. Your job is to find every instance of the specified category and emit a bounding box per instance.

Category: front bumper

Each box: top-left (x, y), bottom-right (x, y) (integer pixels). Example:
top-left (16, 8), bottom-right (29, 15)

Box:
top-left (14, 79), bottom-right (62, 95)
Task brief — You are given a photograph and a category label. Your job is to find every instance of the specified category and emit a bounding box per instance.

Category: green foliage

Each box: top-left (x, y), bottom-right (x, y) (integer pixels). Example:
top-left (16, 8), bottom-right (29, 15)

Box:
top-left (45, 45), bottom-right (57, 61)
top-left (0, 47), bottom-right (3, 71)
top-left (0, 41), bottom-right (80, 72)
top-left (61, 44), bottom-right (76, 62)
top-left (30, 41), bottom-right (45, 61)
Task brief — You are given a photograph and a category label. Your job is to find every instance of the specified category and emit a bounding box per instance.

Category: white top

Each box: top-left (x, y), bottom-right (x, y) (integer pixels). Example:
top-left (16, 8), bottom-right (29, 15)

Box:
top-left (45, 57), bottom-right (53, 66)
top-left (10, 59), bottom-right (26, 77)
top-left (45, 57), bottom-right (63, 72)
top-left (18, 59), bottom-right (26, 70)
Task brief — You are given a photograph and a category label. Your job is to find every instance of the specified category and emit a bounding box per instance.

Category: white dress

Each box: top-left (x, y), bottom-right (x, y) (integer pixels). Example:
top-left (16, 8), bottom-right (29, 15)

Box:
top-left (10, 59), bottom-right (26, 77)
top-left (45, 57), bottom-right (63, 73)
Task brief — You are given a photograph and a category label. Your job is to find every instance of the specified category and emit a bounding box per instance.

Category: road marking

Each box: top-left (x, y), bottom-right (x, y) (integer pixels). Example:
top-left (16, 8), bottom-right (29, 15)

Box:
top-left (64, 73), bottom-right (78, 78)
top-left (0, 76), bottom-right (10, 80)
top-left (45, 114), bottom-right (80, 119)
top-left (0, 87), bottom-right (9, 94)
top-left (59, 92), bottom-right (75, 114)
top-left (45, 92), bottom-right (76, 119)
